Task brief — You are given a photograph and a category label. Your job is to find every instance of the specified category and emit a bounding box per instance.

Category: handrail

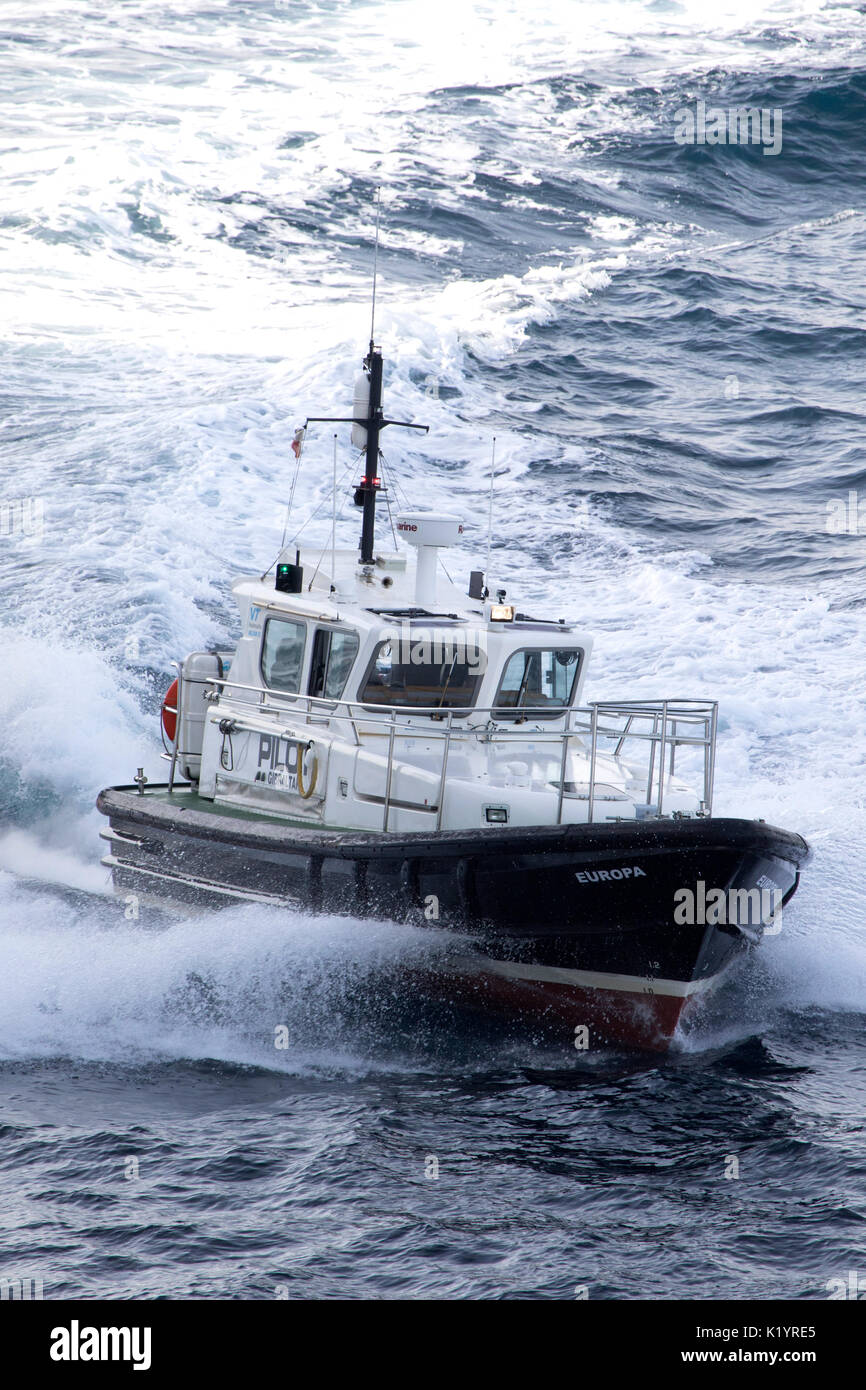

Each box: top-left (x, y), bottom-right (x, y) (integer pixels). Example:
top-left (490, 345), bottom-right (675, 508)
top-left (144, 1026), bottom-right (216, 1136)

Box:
top-left (190, 667), bottom-right (715, 726)
top-left (167, 666), bottom-right (718, 820)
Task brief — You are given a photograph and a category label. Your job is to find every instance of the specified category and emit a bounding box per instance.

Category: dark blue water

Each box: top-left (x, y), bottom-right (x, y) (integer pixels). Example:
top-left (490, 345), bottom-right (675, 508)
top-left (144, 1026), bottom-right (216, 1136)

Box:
top-left (0, 1), bottom-right (864, 1300)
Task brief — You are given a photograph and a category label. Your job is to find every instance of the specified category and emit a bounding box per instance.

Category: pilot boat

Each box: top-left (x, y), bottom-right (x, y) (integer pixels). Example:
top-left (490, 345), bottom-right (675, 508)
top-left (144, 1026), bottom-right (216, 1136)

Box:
top-left (97, 329), bottom-right (810, 1050)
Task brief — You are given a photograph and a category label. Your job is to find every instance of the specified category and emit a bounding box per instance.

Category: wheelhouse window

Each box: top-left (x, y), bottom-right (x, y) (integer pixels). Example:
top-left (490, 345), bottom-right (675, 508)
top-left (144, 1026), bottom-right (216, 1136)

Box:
top-left (359, 632), bottom-right (483, 712)
top-left (309, 627), bottom-right (359, 702)
top-left (493, 648), bottom-right (582, 718)
top-left (261, 617), bottom-right (306, 694)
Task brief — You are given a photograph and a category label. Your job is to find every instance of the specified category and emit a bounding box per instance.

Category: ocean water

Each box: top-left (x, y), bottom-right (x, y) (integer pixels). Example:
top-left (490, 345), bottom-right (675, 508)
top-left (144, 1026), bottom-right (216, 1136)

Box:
top-left (0, 0), bottom-right (864, 1300)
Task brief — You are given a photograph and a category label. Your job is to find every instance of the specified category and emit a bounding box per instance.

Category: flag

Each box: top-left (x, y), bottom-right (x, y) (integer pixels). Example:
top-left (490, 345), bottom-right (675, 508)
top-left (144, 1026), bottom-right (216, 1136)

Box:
top-left (291, 426), bottom-right (305, 460)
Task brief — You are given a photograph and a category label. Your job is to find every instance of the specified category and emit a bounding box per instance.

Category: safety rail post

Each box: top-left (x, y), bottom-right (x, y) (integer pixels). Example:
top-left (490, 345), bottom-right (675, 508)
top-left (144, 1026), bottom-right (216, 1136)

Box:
top-left (645, 709), bottom-right (658, 808)
top-left (656, 700), bottom-right (669, 816)
top-left (587, 705), bottom-right (599, 823)
top-left (613, 712), bottom-right (634, 758)
top-left (704, 703), bottom-right (718, 815)
top-left (555, 719), bottom-right (570, 826)
top-left (343, 701), bottom-right (362, 746)
top-left (435, 712), bottom-right (454, 831)
top-left (383, 709), bottom-right (397, 832)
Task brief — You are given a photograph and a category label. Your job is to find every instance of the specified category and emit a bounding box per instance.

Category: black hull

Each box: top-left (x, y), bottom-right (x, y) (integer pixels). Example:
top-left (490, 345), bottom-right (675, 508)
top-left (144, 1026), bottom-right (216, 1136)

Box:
top-left (96, 784), bottom-right (810, 1050)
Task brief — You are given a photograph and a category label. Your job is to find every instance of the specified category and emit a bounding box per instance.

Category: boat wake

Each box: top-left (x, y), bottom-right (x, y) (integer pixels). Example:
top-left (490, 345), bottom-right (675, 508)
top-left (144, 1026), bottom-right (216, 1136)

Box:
top-left (0, 865), bottom-right (862, 1074)
top-left (0, 874), bottom-right (476, 1074)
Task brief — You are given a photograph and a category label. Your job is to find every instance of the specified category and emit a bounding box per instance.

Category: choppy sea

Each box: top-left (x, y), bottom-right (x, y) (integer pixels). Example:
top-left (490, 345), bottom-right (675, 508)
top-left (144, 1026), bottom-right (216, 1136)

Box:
top-left (0, 0), bottom-right (864, 1300)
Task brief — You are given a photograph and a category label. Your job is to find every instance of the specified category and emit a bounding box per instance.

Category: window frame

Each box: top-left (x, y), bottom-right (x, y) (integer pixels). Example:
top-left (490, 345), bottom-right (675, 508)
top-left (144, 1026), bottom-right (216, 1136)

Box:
top-left (307, 624), bottom-right (361, 705)
top-left (492, 646), bottom-right (584, 720)
top-left (260, 615), bottom-right (308, 698)
top-left (356, 635), bottom-right (485, 716)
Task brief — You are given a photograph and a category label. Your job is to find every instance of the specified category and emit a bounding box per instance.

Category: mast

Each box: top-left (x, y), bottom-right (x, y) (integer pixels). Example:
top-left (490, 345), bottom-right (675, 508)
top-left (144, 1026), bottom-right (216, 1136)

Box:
top-left (358, 342), bottom-right (384, 564)
top-left (303, 204), bottom-right (429, 566)
top-left (359, 189), bottom-right (384, 565)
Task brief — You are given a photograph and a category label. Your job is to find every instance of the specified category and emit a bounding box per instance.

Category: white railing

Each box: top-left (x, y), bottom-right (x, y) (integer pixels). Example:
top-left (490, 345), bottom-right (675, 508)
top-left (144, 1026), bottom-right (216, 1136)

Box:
top-left (163, 661), bottom-right (718, 829)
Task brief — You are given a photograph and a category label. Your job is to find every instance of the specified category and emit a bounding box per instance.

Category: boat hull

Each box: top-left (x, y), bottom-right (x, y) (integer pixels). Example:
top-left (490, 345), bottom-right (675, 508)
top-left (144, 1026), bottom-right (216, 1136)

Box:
top-left (96, 784), bottom-right (810, 1050)
top-left (406, 958), bottom-right (697, 1051)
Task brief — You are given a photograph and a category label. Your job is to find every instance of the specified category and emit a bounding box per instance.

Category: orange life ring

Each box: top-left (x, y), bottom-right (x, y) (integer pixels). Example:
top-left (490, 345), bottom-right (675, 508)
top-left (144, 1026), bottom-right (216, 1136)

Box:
top-left (161, 678), bottom-right (179, 744)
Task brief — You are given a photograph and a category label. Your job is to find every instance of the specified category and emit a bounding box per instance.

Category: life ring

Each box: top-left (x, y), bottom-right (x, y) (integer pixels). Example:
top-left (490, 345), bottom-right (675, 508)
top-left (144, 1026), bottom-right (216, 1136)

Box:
top-left (296, 740), bottom-right (319, 799)
top-left (161, 678), bottom-right (179, 745)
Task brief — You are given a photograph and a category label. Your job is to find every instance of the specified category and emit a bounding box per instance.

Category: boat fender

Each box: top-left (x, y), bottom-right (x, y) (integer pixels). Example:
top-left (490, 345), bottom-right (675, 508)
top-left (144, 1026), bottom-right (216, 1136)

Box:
top-left (297, 740), bottom-right (319, 799)
top-left (161, 678), bottom-right (179, 747)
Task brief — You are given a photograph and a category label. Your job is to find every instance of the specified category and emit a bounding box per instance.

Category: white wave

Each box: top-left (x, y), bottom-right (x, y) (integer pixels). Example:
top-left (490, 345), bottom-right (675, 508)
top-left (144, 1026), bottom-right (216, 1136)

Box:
top-left (0, 634), bottom-right (154, 807)
top-left (0, 829), bottom-right (108, 894)
top-left (0, 0), bottom-right (861, 357)
top-left (0, 884), bottom-right (457, 1070)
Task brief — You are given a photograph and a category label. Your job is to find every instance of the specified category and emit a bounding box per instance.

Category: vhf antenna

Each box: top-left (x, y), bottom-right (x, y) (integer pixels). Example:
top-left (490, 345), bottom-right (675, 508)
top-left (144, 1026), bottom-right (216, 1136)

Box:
top-left (485, 436), bottom-right (497, 583)
top-left (370, 185), bottom-right (381, 351)
top-left (302, 184), bottom-right (430, 567)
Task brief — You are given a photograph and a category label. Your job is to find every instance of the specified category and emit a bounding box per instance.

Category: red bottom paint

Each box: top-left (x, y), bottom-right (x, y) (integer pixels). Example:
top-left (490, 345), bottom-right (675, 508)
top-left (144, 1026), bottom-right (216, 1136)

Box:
top-left (410, 964), bottom-right (701, 1052)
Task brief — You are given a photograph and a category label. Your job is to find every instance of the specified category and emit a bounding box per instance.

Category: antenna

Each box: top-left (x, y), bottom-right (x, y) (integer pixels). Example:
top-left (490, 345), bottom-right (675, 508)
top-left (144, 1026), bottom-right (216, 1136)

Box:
top-left (485, 436), bottom-right (497, 582)
top-left (370, 185), bottom-right (382, 350)
top-left (302, 186), bottom-right (429, 566)
top-left (330, 432), bottom-right (337, 592)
